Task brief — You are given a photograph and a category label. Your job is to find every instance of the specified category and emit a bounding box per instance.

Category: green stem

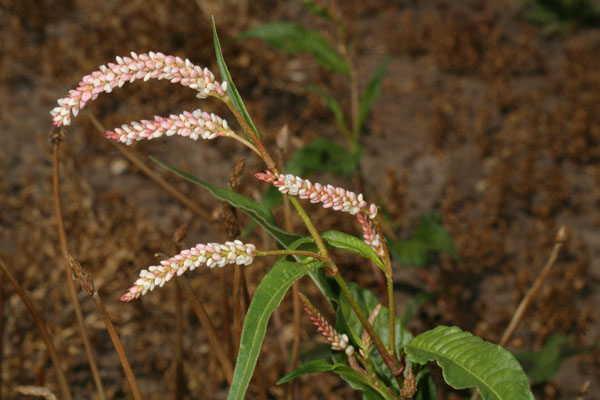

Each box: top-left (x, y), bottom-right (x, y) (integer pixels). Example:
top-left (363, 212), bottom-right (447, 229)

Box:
top-left (334, 274), bottom-right (401, 374)
top-left (287, 197), bottom-right (332, 267)
top-left (387, 276), bottom-right (395, 355)
top-left (374, 217), bottom-right (396, 354)
top-left (221, 86), bottom-right (402, 377)
top-left (224, 131), bottom-right (262, 158)
top-left (255, 250), bottom-right (329, 265)
top-left (223, 98), bottom-right (277, 170)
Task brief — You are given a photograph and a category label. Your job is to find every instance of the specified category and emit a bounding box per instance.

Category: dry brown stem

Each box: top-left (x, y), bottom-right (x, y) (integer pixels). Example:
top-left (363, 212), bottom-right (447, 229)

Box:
top-left (0, 257), bottom-right (72, 400)
top-left (471, 226), bottom-right (566, 400)
top-left (177, 277), bottom-right (234, 384)
top-left (51, 128), bottom-right (106, 400)
top-left (86, 113), bottom-right (213, 222)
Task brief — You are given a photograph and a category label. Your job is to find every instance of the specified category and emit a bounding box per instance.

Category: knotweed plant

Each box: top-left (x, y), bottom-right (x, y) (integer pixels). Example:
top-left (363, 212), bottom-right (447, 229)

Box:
top-left (50, 20), bottom-right (535, 400)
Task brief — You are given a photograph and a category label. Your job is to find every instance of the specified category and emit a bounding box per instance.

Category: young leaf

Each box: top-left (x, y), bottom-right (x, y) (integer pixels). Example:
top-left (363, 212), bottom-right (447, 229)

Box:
top-left (387, 212), bottom-right (459, 268)
top-left (277, 360), bottom-right (387, 399)
top-left (322, 230), bottom-right (385, 270)
top-left (286, 138), bottom-right (362, 177)
top-left (406, 326), bottom-right (534, 400)
top-left (211, 17), bottom-right (260, 142)
top-left (305, 84), bottom-right (349, 135)
top-left (151, 156), bottom-right (299, 247)
top-left (276, 359), bottom-right (337, 384)
top-left (301, 0), bottom-right (335, 20)
top-left (239, 22), bottom-right (349, 74)
top-left (227, 259), bottom-right (321, 400)
top-left (515, 334), bottom-right (597, 384)
top-left (357, 55), bottom-right (390, 132)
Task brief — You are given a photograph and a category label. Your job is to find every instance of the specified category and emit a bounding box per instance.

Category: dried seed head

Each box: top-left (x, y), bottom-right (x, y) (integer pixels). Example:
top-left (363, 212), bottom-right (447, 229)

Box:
top-left (50, 52), bottom-right (227, 127)
top-left (64, 252), bottom-right (95, 296)
top-left (121, 240), bottom-right (256, 302)
top-left (400, 369), bottom-right (417, 398)
top-left (228, 158), bottom-right (246, 191)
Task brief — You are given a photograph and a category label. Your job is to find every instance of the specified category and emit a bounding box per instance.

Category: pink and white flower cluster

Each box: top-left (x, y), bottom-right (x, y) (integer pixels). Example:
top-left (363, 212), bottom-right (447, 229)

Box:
top-left (255, 171), bottom-right (384, 256)
top-left (255, 171), bottom-right (375, 216)
top-left (300, 294), bottom-right (354, 356)
top-left (121, 240), bottom-right (255, 302)
top-left (50, 52), bottom-right (227, 127)
top-left (105, 109), bottom-right (234, 145)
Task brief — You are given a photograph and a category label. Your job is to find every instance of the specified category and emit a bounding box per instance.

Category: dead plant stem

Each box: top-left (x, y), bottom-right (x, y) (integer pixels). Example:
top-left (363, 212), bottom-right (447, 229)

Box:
top-left (0, 257), bottom-right (72, 400)
top-left (51, 130), bottom-right (106, 400)
top-left (92, 292), bottom-right (143, 400)
top-left (86, 113), bottom-right (213, 222)
top-left (471, 226), bottom-right (566, 400)
top-left (177, 277), bottom-right (234, 383)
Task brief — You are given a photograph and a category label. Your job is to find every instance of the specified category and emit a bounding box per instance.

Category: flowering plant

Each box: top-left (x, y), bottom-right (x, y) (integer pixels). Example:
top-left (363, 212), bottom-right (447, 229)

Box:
top-left (50, 19), bottom-right (534, 400)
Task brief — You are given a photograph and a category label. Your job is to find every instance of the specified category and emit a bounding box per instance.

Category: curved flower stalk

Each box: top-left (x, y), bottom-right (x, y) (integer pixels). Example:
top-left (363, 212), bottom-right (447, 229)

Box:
top-left (105, 109), bottom-right (235, 145)
top-left (299, 293), bottom-right (354, 356)
top-left (255, 171), bottom-right (384, 256)
top-left (50, 52), bottom-right (227, 127)
top-left (121, 240), bottom-right (256, 302)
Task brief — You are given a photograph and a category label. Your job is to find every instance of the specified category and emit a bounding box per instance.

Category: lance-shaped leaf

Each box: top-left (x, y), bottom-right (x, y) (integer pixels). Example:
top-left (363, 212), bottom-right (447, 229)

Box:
top-left (277, 359), bottom-right (388, 399)
top-left (212, 17), bottom-right (260, 142)
top-left (151, 156), bottom-right (299, 246)
top-left (405, 326), bottom-right (534, 400)
top-left (357, 55), bottom-right (390, 132)
top-left (322, 230), bottom-right (385, 270)
top-left (240, 22), bottom-right (349, 74)
top-left (305, 85), bottom-right (349, 136)
top-left (227, 259), bottom-right (321, 400)
top-left (151, 156), bottom-right (338, 305)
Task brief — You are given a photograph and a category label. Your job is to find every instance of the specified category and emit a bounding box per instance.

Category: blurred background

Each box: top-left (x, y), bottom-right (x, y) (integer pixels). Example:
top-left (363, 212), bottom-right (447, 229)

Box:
top-left (1, 0), bottom-right (599, 398)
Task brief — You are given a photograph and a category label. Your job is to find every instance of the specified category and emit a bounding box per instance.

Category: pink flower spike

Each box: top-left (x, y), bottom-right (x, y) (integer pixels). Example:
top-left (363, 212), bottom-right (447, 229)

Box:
top-left (255, 170), bottom-right (384, 256)
top-left (104, 109), bottom-right (234, 145)
top-left (299, 293), bottom-right (353, 353)
top-left (121, 240), bottom-right (256, 302)
top-left (50, 52), bottom-right (228, 127)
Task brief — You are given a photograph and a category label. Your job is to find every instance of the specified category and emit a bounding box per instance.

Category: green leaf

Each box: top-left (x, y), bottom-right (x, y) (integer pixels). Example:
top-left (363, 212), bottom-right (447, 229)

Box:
top-left (335, 282), bottom-right (381, 348)
top-left (212, 17), bottom-right (260, 142)
top-left (515, 334), bottom-right (597, 384)
top-left (277, 360), bottom-right (386, 399)
top-left (227, 259), bottom-right (320, 400)
top-left (151, 156), bottom-right (299, 247)
top-left (388, 212), bottom-right (459, 268)
top-left (357, 55), bottom-right (390, 132)
top-left (322, 230), bottom-right (385, 271)
top-left (276, 359), bottom-right (337, 384)
top-left (369, 305), bottom-right (414, 392)
top-left (301, 0), bottom-right (335, 20)
top-left (151, 156), bottom-right (338, 306)
top-left (305, 84), bottom-right (348, 134)
top-left (406, 326), bottom-right (534, 400)
top-left (240, 22), bottom-right (349, 74)
top-left (414, 367), bottom-right (436, 400)
top-left (286, 138), bottom-right (362, 177)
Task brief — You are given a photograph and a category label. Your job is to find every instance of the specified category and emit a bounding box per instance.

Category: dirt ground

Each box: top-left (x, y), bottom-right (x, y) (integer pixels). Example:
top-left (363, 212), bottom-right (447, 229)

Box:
top-left (1, 0), bottom-right (599, 399)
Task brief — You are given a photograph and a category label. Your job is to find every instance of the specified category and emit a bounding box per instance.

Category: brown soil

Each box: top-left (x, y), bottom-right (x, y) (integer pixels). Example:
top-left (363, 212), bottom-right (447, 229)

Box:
top-left (1, 0), bottom-right (599, 399)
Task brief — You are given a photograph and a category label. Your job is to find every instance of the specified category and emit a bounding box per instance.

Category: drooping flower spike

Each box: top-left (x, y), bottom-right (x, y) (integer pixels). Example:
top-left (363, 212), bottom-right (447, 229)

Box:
top-left (121, 240), bottom-right (255, 302)
top-left (50, 52), bottom-right (227, 127)
top-left (105, 109), bottom-right (235, 145)
top-left (255, 171), bottom-right (384, 256)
